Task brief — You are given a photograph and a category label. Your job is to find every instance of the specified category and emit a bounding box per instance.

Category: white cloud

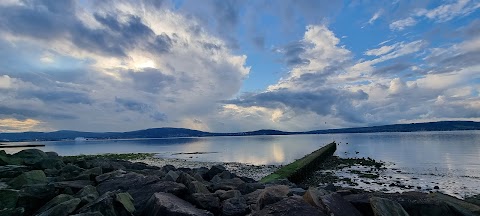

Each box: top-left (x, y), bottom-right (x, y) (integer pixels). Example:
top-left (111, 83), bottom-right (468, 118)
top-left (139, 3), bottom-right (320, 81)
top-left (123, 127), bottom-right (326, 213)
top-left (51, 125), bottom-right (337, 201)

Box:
top-left (416, 0), bottom-right (480, 22)
top-left (364, 44), bottom-right (397, 56)
top-left (390, 17), bottom-right (417, 31)
top-left (368, 9), bottom-right (383, 24)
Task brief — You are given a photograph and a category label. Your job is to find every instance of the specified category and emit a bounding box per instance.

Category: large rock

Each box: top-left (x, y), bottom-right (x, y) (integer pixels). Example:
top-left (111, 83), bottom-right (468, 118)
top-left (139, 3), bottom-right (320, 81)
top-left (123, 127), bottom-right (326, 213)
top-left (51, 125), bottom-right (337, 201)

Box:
top-left (237, 182), bottom-right (265, 195)
top-left (370, 197), bottom-right (409, 216)
top-left (142, 192), bottom-right (213, 216)
top-left (303, 187), bottom-right (330, 211)
top-left (212, 178), bottom-right (245, 191)
top-left (257, 185), bottom-right (289, 210)
top-left (188, 193), bottom-right (221, 214)
top-left (0, 165), bottom-right (30, 178)
top-left (77, 191), bottom-right (134, 216)
top-left (222, 197), bottom-right (249, 216)
top-left (95, 170), bottom-right (127, 183)
top-left (80, 167), bottom-right (103, 180)
top-left (164, 170), bottom-right (180, 182)
top-left (115, 192), bottom-right (135, 214)
top-left (177, 172), bottom-right (197, 186)
top-left (465, 194), bottom-right (480, 206)
top-left (36, 198), bottom-right (81, 216)
top-left (0, 207), bottom-right (25, 216)
top-left (429, 192), bottom-right (480, 215)
top-left (36, 194), bottom-right (74, 214)
top-left (188, 181), bottom-right (211, 194)
top-left (96, 172), bottom-right (187, 210)
top-left (0, 189), bottom-right (19, 209)
top-left (205, 165), bottom-right (226, 180)
top-left (70, 212), bottom-right (103, 216)
top-left (88, 158), bottom-right (125, 173)
top-left (13, 149), bottom-right (48, 165)
top-left (17, 184), bottom-right (57, 215)
top-left (53, 180), bottom-right (94, 193)
top-left (59, 164), bottom-right (85, 180)
top-left (9, 170), bottom-right (48, 189)
top-left (34, 158), bottom-right (65, 170)
top-left (75, 185), bottom-right (99, 206)
top-left (219, 190), bottom-right (242, 200)
top-left (252, 196), bottom-right (326, 216)
top-left (320, 192), bottom-right (362, 216)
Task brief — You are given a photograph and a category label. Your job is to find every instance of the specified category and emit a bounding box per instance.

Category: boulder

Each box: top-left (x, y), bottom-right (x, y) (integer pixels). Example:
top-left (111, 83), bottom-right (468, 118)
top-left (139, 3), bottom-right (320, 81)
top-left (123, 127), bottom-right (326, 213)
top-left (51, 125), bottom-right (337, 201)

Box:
top-left (188, 181), bottom-right (211, 194)
top-left (77, 191), bottom-right (133, 216)
top-left (0, 150), bottom-right (9, 165)
top-left (177, 172), bottom-right (197, 186)
top-left (34, 158), bottom-right (65, 170)
top-left (0, 189), bottom-right (19, 209)
top-left (212, 178), bottom-right (245, 191)
top-left (115, 192), bottom-right (135, 214)
top-left (9, 170), bottom-right (48, 189)
top-left (59, 164), bottom-right (85, 180)
top-left (303, 187), bottom-right (330, 210)
top-left (70, 212), bottom-right (103, 216)
top-left (36, 198), bottom-right (81, 216)
top-left (45, 152), bottom-right (59, 158)
top-left (237, 182), bottom-right (265, 195)
top-left (13, 149), bottom-right (48, 165)
top-left (96, 172), bottom-right (187, 210)
top-left (81, 167), bottom-right (103, 179)
top-left (188, 193), bottom-right (221, 214)
top-left (142, 192), bottom-right (213, 216)
top-left (370, 197), bottom-right (409, 216)
top-left (75, 185), bottom-right (99, 206)
top-left (252, 196), bottom-right (326, 216)
top-left (161, 164), bottom-right (176, 173)
top-left (36, 194), bottom-right (74, 214)
top-left (321, 192), bottom-right (362, 216)
top-left (53, 180), bottom-right (94, 193)
top-left (206, 165), bottom-right (226, 180)
top-left (428, 192), bottom-right (480, 215)
top-left (0, 207), bottom-right (25, 216)
top-left (222, 197), bottom-right (249, 216)
top-left (257, 185), bottom-right (289, 210)
top-left (288, 187), bottom-right (306, 196)
top-left (88, 159), bottom-right (125, 173)
top-left (95, 170), bottom-right (126, 183)
top-left (219, 190), bottom-right (241, 200)
top-left (465, 194), bottom-right (480, 206)
top-left (164, 170), bottom-right (180, 182)
top-left (0, 165), bottom-right (30, 178)
top-left (17, 184), bottom-right (57, 215)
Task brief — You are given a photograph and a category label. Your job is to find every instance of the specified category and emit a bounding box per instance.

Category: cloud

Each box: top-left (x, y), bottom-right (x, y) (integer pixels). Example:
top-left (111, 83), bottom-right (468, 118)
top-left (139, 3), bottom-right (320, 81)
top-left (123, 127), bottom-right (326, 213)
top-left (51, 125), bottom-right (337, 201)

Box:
top-left (368, 9), bottom-right (383, 24)
top-left (390, 17), bottom-right (417, 31)
top-left (364, 44), bottom-right (398, 56)
top-left (0, 118), bottom-right (43, 132)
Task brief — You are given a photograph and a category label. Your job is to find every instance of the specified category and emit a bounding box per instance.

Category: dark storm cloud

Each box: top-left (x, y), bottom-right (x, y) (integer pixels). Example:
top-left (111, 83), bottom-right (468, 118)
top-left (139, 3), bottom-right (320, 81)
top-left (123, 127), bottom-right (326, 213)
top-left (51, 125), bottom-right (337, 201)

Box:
top-left (0, 1), bottom-right (173, 58)
top-left (228, 88), bottom-right (368, 122)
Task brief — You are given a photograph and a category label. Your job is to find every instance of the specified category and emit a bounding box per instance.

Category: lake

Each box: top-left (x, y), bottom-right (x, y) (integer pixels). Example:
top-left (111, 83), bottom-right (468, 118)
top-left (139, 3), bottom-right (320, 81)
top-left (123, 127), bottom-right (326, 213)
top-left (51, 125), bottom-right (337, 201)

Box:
top-left (5, 130), bottom-right (480, 197)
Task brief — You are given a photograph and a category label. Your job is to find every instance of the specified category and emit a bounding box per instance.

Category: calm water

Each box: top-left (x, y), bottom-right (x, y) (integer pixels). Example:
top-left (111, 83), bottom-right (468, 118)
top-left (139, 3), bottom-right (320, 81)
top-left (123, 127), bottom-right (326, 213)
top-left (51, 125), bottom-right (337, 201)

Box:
top-left (6, 131), bottom-right (480, 197)
top-left (6, 131), bottom-right (480, 171)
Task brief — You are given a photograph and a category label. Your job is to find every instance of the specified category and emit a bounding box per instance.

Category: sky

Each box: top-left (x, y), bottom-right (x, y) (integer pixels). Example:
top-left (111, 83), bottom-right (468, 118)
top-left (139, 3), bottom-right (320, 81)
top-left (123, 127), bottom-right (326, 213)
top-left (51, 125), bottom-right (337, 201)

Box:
top-left (0, 0), bottom-right (479, 133)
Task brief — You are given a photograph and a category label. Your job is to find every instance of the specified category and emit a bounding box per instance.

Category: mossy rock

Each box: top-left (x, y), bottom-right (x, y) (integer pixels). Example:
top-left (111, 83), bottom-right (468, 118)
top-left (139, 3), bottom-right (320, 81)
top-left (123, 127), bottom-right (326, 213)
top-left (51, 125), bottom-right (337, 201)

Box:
top-left (36, 194), bottom-right (74, 214)
top-left (0, 189), bottom-right (20, 209)
top-left (115, 192), bottom-right (136, 214)
top-left (9, 170), bottom-right (48, 189)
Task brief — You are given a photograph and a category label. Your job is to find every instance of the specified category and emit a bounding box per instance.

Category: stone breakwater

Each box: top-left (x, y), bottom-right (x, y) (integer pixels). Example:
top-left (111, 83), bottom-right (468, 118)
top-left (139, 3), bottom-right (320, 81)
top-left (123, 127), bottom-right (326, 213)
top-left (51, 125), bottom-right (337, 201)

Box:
top-left (1, 149), bottom-right (480, 216)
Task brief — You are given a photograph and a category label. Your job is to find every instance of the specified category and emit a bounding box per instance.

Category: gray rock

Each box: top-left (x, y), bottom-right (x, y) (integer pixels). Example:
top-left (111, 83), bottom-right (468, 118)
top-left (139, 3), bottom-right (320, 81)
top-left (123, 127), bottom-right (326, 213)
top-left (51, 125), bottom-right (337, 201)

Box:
top-left (237, 182), bottom-right (265, 195)
top-left (0, 207), bottom-right (25, 216)
top-left (115, 192), bottom-right (135, 214)
top-left (81, 167), bottom-right (103, 178)
top-left (370, 197), bottom-right (409, 216)
top-left (189, 181), bottom-right (211, 194)
top-left (257, 185), bottom-right (289, 210)
top-left (142, 192), bottom-right (213, 216)
top-left (60, 164), bottom-right (85, 180)
top-left (161, 164), bottom-right (176, 173)
top-left (465, 194), bottom-right (480, 206)
top-left (36, 194), bottom-right (74, 214)
top-left (88, 159), bottom-right (125, 173)
top-left (189, 193), bottom-right (221, 214)
top-left (288, 187), bottom-right (306, 196)
top-left (53, 180), bottom-right (94, 192)
top-left (177, 172), bottom-right (197, 186)
top-left (36, 198), bottom-right (81, 216)
top-left (0, 165), bottom-right (30, 178)
top-left (96, 172), bottom-right (187, 210)
top-left (77, 191), bottom-right (132, 216)
top-left (34, 158), bottom-right (65, 170)
top-left (70, 212), bottom-right (104, 216)
top-left (95, 170), bottom-right (126, 183)
top-left (252, 196), bottom-right (326, 216)
top-left (206, 165), bottom-right (226, 180)
top-left (219, 190), bottom-right (242, 200)
top-left (9, 170), bottom-right (48, 189)
top-left (302, 187), bottom-right (330, 210)
top-left (212, 178), bottom-right (245, 191)
top-left (164, 170), bottom-right (180, 182)
top-left (428, 192), bottom-right (480, 215)
top-left (0, 189), bottom-right (19, 209)
top-left (244, 189), bottom-right (264, 206)
top-left (17, 184), bottom-right (57, 215)
top-left (13, 149), bottom-right (48, 165)
top-left (75, 185), bottom-right (99, 205)
top-left (321, 192), bottom-right (362, 216)
top-left (222, 197), bottom-right (249, 216)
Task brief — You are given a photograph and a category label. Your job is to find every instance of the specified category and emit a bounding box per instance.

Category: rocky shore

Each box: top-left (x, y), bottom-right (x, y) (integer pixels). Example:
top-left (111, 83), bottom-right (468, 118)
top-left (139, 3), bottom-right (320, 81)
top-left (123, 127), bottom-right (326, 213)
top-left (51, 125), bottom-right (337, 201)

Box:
top-left (1, 149), bottom-right (480, 216)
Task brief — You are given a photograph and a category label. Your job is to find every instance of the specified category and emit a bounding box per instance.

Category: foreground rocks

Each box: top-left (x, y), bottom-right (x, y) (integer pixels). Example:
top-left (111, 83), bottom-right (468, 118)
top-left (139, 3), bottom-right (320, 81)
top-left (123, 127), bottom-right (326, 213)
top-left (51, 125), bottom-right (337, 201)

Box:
top-left (0, 149), bottom-right (479, 216)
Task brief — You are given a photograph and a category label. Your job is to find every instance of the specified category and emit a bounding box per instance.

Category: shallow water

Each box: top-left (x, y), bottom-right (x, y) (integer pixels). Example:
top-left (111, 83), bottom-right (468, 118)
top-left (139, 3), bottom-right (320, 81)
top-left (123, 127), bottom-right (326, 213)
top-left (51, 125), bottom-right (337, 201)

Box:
top-left (5, 131), bottom-right (480, 197)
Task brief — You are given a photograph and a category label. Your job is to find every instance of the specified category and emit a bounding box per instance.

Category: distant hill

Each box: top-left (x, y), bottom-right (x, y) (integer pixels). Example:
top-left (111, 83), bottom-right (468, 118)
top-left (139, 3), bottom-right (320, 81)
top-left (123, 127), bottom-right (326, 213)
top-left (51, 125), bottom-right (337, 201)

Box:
top-left (0, 121), bottom-right (479, 142)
